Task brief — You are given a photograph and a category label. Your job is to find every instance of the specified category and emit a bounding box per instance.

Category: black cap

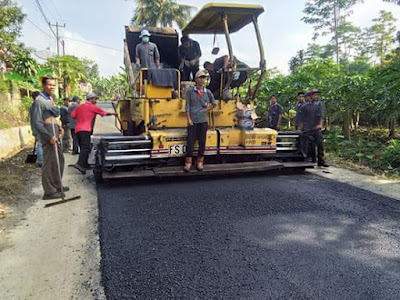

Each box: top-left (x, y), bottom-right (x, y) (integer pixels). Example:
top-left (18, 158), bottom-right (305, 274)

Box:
top-left (297, 92), bottom-right (305, 96)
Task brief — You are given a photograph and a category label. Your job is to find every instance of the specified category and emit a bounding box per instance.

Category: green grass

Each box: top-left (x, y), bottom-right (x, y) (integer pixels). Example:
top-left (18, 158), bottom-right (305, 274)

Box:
top-left (0, 119), bottom-right (11, 129)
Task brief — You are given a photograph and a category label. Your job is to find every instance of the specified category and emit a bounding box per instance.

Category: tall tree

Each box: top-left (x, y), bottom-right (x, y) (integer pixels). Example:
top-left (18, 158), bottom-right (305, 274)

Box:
top-left (368, 10), bottom-right (397, 64)
top-left (132, 0), bottom-right (195, 29)
top-left (46, 55), bottom-right (88, 97)
top-left (0, 0), bottom-right (25, 64)
top-left (302, 0), bottom-right (361, 63)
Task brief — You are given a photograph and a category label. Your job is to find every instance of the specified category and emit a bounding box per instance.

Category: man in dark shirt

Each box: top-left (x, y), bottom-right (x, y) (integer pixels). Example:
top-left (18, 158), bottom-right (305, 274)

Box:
top-left (299, 89), bottom-right (328, 167)
top-left (179, 36), bottom-right (202, 81)
top-left (204, 55), bottom-right (229, 98)
top-left (30, 77), bottom-right (67, 200)
top-left (295, 92), bottom-right (305, 130)
top-left (68, 96), bottom-right (81, 154)
top-left (267, 95), bottom-right (283, 130)
top-left (60, 97), bottom-right (71, 152)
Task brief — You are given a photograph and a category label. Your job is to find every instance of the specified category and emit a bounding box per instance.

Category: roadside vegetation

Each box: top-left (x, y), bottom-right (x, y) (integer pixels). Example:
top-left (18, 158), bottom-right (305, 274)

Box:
top-left (254, 0), bottom-right (400, 177)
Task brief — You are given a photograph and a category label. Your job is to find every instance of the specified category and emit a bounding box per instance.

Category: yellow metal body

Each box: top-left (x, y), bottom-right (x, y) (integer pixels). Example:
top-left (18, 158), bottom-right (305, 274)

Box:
top-left (121, 68), bottom-right (278, 159)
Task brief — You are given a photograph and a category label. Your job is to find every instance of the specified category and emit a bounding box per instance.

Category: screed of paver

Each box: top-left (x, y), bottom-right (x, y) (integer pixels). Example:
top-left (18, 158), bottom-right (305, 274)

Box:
top-left (0, 154), bottom-right (105, 300)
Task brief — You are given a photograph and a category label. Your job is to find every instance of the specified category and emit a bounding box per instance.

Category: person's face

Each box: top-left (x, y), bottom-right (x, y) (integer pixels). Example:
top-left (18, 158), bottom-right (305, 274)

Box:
top-left (297, 95), bottom-right (305, 102)
top-left (311, 93), bottom-right (318, 101)
top-left (142, 36), bottom-right (150, 43)
top-left (89, 97), bottom-right (97, 104)
top-left (43, 79), bottom-right (56, 95)
top-left (270, 96), bottom-right (277, 104)
top-left (195, 76), bottom-right (206, 87)
top-left (64, 100), bottom-right (70, 107)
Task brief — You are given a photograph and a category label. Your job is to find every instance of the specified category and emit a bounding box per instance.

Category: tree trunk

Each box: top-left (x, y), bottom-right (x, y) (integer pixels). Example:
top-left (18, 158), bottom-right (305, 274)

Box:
top-left (353, 111), bottom-right (359, 130)
top-left (343, 112), bottom-right (352, 140)
top-left (389, 119), bottom-right (396, 139)
top-left (333, 0), bottom-right (340, 63)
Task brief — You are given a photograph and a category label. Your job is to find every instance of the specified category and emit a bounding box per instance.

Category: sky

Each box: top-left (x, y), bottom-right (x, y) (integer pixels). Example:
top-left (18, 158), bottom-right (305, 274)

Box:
top-left (15, 0), bottom-right (400, 77)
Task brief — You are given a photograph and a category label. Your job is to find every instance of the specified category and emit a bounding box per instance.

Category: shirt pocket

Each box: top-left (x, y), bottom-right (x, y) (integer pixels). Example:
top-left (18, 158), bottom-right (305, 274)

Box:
top-left (148, 49), bottom-right (154, 56)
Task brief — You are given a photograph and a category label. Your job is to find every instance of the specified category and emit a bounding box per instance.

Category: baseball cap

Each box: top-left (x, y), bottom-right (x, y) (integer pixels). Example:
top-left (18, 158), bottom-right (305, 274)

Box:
top-left (310, 88), bottom-right (320, 94)
top-left (195, 70), bottom-right (208, 78)
top-left (139, 29), bottom-right (151, 38)
top-left (72, 96), bottom-right (80, 101)
top-left (86, 92), bottom-right (99, 99)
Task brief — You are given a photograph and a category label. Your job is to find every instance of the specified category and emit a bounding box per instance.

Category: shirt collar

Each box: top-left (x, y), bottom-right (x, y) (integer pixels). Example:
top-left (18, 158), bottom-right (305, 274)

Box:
top-left (40, 92), bottom-right (52, 100)
top-left (194, 86), bottom-right (206, 93)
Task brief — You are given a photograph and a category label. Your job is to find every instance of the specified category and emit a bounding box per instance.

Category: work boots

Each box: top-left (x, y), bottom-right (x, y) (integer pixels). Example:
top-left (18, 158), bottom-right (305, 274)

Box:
top-left (197, 156), bottom-right (204, 171)
top-left (183, 157), bottom-right (192, 172)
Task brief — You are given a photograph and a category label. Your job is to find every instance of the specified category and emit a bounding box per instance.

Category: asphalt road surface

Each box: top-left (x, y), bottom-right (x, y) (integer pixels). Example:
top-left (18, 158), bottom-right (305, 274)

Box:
top-left (97, 173), bottom-right (400, 300)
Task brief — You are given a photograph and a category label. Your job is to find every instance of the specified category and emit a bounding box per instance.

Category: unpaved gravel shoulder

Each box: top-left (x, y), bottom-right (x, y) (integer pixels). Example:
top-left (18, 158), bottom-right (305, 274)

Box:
top-left (0, 153), bottom-right (105, 300)
top-left (308, 166), bottom-right (400, 201)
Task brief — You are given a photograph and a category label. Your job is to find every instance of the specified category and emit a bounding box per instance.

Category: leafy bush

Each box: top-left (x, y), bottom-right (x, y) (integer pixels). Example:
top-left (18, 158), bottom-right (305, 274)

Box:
top-left (381, 140), bottom-right (400, 169)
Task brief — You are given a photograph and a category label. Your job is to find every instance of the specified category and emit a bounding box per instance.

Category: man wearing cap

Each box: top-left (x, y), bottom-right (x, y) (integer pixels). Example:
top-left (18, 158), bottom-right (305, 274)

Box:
top-left (30, 77), bottom-right (67, 200)
top-left (135, 29), bottom-right (160, 69)
top-left (267, 94), bottom-right (283, 130)
top-left (299, 89), bottom-right (328, 167)
top-left (71, 93), bottom-right (117, 174)
top-left (295, 92), bottom-right (306, 130)
top-left (179, 36), bottom-right (202, 81)
top-left (68, 96), bottom-right (81, 154)
top-left (184, 70), bottom-right (216, 172)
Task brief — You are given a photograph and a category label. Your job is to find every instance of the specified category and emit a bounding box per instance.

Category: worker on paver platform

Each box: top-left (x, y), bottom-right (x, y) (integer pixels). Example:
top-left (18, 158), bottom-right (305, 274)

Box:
top-left (184, 70), bottom-right (216, 172)
top-left (30, 77), bottom-right (68, 200)
top-left (179, 36), bottom-right (202, 81)
top-left (135, 29), bottom-right (160, 69)
top-left (71, 93), bottom-right (117, 174)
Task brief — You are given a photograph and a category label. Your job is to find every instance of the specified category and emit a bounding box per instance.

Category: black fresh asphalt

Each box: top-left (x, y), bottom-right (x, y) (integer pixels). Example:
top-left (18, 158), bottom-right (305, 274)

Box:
top-left (97, 173), bottom-right (400, 299)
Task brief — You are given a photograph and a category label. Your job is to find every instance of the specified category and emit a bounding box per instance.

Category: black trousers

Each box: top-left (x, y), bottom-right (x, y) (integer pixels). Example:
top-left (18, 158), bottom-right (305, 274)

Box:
top-left (309, 130), bottom-right (325, 164)
top-left (182, 65), bottom-right (199, 81)
top-left (186, 122), bottom-right (208, 157)
top-left (76, 131), bottom-right (91, 168)
top-left (70, 129), bottom-right (79, 154)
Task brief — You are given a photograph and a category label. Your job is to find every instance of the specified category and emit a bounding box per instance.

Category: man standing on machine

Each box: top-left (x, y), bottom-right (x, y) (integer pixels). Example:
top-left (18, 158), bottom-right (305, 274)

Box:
top-left (179, 36), bottom-right (202, 81)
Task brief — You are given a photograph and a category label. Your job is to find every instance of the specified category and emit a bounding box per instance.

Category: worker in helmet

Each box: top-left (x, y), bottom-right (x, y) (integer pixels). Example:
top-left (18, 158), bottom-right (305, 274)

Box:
top-left (135, 29), bottom-right (160, 69)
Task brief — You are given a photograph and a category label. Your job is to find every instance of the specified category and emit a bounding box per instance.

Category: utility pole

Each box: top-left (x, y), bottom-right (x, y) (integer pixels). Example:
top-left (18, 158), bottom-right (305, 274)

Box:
top-left (50, 22), bottom-right (66, 56)
top-left (49, 22), bottom-right (66, 97)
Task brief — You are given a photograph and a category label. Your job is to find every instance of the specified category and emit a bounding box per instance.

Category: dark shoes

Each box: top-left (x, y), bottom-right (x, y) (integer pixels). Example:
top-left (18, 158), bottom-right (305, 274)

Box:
top-left (73, 164), bottom-right (86, 174)
top-left (318, 162), bottom-right (329, 167)
top-left (57, 186), bottom-right (69, 192)
top-left (43, 192), bottom-right (64, 200)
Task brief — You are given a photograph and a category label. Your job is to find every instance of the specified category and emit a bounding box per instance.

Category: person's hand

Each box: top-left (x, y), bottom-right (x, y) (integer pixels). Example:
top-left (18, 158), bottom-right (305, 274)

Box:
top-left (49, 136), bottom-right (58, 145)
top-left (207, 104), bottom-right (214, 112)
top-left (136, 63), bottom-right (141, 69)
top-left (188, 119), bottom-right (193, 126)
top-left (59, 127), bottom-right (64, 139)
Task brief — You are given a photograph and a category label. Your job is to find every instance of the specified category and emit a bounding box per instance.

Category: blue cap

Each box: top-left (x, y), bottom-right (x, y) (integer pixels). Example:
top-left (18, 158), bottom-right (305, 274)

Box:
top-left (86, 92), bottom-right (99, 99)
top-left (139, 29), bottom-right (151, 38)
top-left (72, 96), bottom-right (80, 101)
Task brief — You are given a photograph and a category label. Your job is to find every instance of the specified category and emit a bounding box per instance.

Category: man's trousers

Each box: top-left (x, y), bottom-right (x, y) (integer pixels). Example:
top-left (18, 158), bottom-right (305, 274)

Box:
top-left (42, 124), bottom-right (64, 195)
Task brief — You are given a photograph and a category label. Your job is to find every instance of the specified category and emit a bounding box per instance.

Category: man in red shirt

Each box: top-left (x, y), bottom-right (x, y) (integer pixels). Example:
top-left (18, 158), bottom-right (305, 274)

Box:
top-left (71, 93), bottom-right (116, 174)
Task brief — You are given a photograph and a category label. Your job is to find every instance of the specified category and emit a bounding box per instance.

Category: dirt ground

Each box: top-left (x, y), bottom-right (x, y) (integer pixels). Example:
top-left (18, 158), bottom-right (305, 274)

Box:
top-left (0, 148), bottom-right (41, 247)
top-left (0, 147), bottom-right (105, 300)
